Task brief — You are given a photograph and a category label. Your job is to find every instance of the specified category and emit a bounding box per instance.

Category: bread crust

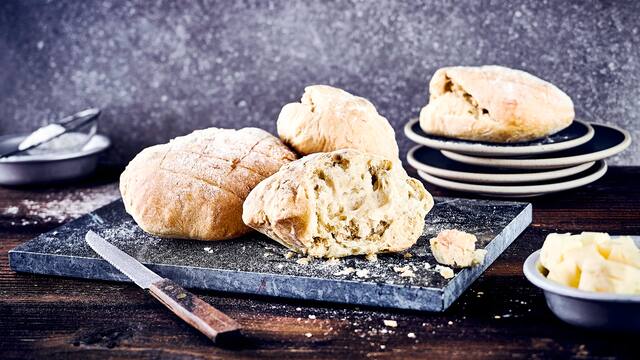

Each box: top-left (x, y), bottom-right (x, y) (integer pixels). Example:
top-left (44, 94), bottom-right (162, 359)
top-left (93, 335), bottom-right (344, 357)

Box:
top-left (242, 149), bottom-right (434, 258)
top-left (120, 127), bottom-right (296, 241)
top-left (277, 85), bottom-right (399, 161)
top-left (419, 65), bottom-right (575, 143)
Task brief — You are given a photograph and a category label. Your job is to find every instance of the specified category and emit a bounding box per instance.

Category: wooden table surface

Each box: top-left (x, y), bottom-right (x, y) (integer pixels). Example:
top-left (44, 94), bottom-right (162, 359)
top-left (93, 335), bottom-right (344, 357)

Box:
top-left (1, 166), bottom-right (638, 359)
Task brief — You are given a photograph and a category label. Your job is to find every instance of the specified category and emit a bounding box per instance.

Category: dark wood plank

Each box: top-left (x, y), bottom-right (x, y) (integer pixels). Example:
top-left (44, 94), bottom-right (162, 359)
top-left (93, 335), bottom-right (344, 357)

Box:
top-left (1, 166), bottom-right (639, 359)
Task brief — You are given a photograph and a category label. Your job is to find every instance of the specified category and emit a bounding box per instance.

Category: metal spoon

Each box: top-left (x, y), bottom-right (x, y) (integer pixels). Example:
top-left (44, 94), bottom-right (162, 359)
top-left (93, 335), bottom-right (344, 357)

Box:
top-left (0, 108), bottom-right (101, 158)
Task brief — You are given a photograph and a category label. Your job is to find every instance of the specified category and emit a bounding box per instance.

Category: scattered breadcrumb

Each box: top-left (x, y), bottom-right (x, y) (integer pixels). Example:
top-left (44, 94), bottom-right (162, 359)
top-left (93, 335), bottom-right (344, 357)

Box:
top-left (296, 257), bottom-right (311, 265)
top-left (436, 265), bottom-right (454, 279)
top-left (473, 249), bottom-right (488, 265)
top-left (424, 262), bottom-right (431, 270)
top-left (284, 252), bottom-right (295, 259)
top-left (383, 320), bottom-right (397, 328)
top-left (403, 253), bottom-right (413, 259)
top-left (334, 267), bottom-right (356, 276)
top-left (355, 269), bottom-right (370, 278)
top-left (308, 315), bottom-right (316, 320)
top-left (296, 307), bottom-right (302, 311)
top-left (203, 247), bottom-right (213, 254)
top-left (393, 266), bottom-right (415, 278)
top-left (407, 332), bottom-right (416, 338)
top-left (380, 345), bottom-right (386, 350)
top-left (366, 253), bottom-right (378, 262)
top-left (325, 258), bottom-right (340, 265)
top-left (447, 321), bottom-right (453, 325)
top-left (494, 315), bottom-right (501, 319)
top-left (305, 333), bottom-right (313, 338)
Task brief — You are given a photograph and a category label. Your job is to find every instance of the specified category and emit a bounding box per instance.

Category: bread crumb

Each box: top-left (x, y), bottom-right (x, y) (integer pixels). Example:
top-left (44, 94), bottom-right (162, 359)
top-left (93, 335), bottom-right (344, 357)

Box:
top-left (305, 333), bottom-right (313, 338)
top-left (380, 345), bottom-right (386, 350)
top-left (430, 229), bottom-right (484, 268)
top-left (296, 307), bottom-right (302, 311)
top-left (285, 251), bottom-right (295, 259)
top-left (494, 315), bottom-right (501, 319)
top-left (296, 257), bottom-right (311, 265)
top-left (393, 265), bottom-right (415, 278)
top-left (447, 321), bottom-right (453, 325)
top-left (436, 265), bottom-right (454, 279)
top-left (308, 315), bottom-right (316, 320)
top-left (334, 267), bottom-right (356, 276)
top-left (403, 253), bottom-right (413, 259)
top-left (473, 249), bottom-right (487, 265)
top-left (356, 269), bottom-right (370, 278)
top-left (407, 332), bottom-right (416, 338)
top-left (366, 253), bottom-right (378, 262)
top-left (424, 262), bottom-right (431, 270)
top-left (325, 257), bottom-right (340, 265)
top-left (383, 320), bottom-right (397, 328)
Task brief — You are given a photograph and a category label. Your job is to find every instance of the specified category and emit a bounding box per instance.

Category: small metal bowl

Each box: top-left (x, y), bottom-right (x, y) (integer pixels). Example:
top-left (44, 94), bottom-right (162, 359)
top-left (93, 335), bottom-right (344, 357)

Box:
top-left (523, 248), bottom-right (640, 332)
top-left (0, 133), bottom-right (110, 186)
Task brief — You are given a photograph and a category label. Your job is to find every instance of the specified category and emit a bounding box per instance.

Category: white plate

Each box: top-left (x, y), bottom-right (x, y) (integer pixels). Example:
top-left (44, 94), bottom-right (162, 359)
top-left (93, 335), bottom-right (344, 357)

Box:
top-left (404, 118), bottom-right (594, 156)
top-left (441, 123), bottom-right (631, 169)
top-left (417, 161), bottom-right (608, 197)
top-left (407, 145), bottom-right (596, 184)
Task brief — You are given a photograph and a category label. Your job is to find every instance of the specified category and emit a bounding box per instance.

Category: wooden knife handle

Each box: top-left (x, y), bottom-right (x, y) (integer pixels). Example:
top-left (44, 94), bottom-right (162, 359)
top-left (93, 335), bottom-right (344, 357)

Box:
top-left (148, 279), bottom-right (241, 343)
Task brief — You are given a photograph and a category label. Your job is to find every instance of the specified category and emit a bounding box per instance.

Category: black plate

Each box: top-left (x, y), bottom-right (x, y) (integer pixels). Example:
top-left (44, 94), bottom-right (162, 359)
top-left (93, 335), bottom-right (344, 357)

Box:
top-left (411, 119), bottom-right (590, 146)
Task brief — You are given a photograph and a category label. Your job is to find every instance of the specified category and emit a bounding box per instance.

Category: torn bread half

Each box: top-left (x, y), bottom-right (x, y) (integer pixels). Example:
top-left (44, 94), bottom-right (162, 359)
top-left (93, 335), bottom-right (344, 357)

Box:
top-left (419, 65), bottom-right (574, 143)
top-left (242, 149), bottom-right (434, 258)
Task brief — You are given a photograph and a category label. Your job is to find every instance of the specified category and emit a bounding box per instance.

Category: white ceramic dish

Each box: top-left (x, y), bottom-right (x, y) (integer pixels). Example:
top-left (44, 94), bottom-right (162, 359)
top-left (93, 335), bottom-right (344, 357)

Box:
top-left (407, 145), bottom-right (595, 184)
top-left (441, 123), bottom-right (631, 170)
top-left (404, 117), bottom-right (594, 157)
top-left (416, 161), bottom-right (607, 198)
top-left (523, 239), bottom-right (640, 332)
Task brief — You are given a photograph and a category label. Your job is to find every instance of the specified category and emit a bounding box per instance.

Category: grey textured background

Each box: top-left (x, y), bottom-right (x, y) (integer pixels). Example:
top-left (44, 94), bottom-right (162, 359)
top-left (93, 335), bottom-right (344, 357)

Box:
top-left (1, 0), bottom-right (638, 165)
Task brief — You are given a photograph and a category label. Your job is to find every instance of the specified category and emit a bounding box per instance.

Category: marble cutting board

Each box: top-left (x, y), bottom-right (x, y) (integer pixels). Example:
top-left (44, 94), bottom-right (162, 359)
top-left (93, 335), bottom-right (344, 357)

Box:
top-left (9, 197), bottom-right (531, 312)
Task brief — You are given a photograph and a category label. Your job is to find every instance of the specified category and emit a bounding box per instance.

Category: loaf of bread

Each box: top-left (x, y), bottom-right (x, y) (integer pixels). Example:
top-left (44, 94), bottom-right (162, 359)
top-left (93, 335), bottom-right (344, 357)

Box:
top-left (120, 127), bottom-right (297, 241)
top-left (277, 85), bottom-right (400, 161)
top-left (242, 149), bottom-right (434, 258)
top-left (419, 65), bottom-right (574, 143)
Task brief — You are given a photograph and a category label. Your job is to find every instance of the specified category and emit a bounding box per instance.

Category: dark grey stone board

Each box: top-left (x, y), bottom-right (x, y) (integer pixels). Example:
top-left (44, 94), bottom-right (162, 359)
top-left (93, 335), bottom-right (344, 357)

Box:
top-left (9, 198), bottom-right (531, 312)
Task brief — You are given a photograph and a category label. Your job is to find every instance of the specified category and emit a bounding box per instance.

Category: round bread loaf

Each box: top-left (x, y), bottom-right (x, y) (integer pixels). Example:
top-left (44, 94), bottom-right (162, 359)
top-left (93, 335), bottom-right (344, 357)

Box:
top-left (277, 85), bottom-right (399, 161)
top-left (419, 65), bottom-right (575, 143)
top-left (120, 127), bottom-right (297, 241)
top-left (242, 149), bottom-right (434, 258)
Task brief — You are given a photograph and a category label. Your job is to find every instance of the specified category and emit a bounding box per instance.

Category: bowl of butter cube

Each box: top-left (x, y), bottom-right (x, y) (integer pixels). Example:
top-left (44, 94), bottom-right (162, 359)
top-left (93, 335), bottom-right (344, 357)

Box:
top-left (523, 232), bottom-right (640, 332)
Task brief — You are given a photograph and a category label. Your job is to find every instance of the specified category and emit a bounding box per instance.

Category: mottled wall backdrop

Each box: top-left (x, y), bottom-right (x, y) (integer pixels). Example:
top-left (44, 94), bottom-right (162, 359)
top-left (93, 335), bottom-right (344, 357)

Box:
top-left (0, 0), bottom-right (638, 165)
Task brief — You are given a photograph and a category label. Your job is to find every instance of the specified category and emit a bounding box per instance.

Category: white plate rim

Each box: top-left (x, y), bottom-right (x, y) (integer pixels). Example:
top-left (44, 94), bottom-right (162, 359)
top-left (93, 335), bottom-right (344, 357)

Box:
top-left (404, 118), bottom-right (595, 156)
top-left (407, 145), bottom-right (596, 184)
top-left (440, 123), bottom-right (631, 169)
top-left (416, 161), bottom-right (608, 195)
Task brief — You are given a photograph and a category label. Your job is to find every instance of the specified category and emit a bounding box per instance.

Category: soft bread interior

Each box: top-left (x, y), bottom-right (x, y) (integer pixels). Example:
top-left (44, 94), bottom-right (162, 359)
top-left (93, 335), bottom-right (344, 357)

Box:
top-left (431, 77), bottom-right (491, 122)
top-left (305, 153), bottom-right (429, 258)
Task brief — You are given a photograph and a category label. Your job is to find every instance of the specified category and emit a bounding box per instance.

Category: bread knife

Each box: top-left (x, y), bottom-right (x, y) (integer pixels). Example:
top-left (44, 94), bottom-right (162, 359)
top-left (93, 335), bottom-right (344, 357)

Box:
top-left (85, 230), bottom-right (241, 343)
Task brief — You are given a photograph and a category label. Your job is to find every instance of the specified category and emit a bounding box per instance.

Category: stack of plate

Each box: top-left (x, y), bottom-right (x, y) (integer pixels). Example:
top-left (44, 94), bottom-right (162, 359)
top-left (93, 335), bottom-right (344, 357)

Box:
top-left (404, 118), bottom-right (631, 197)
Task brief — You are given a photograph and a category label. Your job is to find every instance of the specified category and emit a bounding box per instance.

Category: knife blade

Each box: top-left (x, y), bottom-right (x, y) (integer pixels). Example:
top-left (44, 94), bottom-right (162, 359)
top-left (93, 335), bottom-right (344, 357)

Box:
top-left (85, 230), bottom-right (241, 343)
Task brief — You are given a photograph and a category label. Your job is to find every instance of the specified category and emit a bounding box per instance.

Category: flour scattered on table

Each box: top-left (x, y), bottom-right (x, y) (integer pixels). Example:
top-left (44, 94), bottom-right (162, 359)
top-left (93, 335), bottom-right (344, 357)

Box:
top-left (19, 183), bottom-right (119, 222)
